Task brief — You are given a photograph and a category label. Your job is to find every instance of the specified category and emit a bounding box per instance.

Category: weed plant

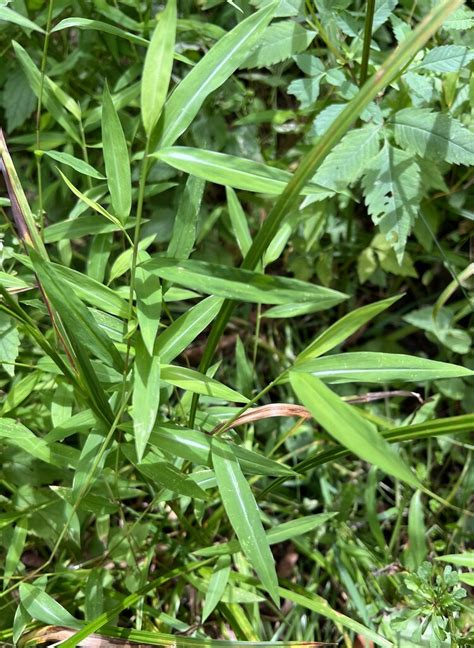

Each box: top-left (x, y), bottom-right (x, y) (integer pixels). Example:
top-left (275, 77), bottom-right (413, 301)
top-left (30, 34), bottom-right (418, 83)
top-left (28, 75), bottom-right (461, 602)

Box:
top-left (0, 1), bottom-right (473, 646)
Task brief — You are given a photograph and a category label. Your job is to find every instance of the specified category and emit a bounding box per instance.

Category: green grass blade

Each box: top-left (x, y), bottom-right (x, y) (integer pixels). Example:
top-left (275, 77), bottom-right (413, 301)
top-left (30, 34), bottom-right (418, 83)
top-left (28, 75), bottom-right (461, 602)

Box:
top-left (293, 352), bottom-right (472, 383)
top-left (19, 584), bottom-right (82, 629)
top-left (132, 336), bottom-right (161, 461)
top-left (158, 3), bottom-right (277, 148)
top-left (155, 295), bottom-right (224, 364)
top-left (102, 83), bottom-right (132, 223)
top-left (143, 258), bottom-right (347, 306)
top-left (290, 372), bottom-right (421, 489)
top-left (167, 174), bottom-right (206, 261)
top-left (211, 437), bottom-right (280, 606)
top-left (152, 147), bottom-right (334, 195)
top-left (296, 295), bottom-right (402, 362)
top-left (141, 0), bottom-right (177, 136)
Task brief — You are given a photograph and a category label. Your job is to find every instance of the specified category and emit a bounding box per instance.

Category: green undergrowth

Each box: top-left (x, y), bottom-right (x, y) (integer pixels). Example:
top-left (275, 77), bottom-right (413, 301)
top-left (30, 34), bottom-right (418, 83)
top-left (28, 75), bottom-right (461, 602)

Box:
top-left (0, 0), bottom-right (473, 646)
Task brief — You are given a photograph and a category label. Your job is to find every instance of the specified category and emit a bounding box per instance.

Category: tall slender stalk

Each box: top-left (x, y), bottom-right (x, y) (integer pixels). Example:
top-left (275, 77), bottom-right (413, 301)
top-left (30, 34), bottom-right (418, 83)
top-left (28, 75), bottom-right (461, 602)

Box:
top-left (34, 0), bottom-right (55, 235)
top-left (359, 0), bottom-right (376, 86)
top-left (188, 0), bottom-right (464, 426)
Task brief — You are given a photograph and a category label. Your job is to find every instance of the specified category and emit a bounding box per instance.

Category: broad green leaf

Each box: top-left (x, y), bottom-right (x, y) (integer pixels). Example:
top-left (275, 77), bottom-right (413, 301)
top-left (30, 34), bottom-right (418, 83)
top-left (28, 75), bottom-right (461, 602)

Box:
top-left (290, 373), bottom-right (421, 489)
top-left (194, 512), bottom-right (336, 556)
top-left (392, 108), bottom-right (474, 165)
top-left (102, 83), bottom-right (132, 223)
top-left (0, 6), bottom-right (45, 32)
top-left (226, 187), bottom-right (252, 257)
top-left (152, 147), bottom-right (332, 196)
top-left (155, 296), bottom-right (224, 364)
top-left (201, 555), bottom-right (231, 621)
top-left (161, 365), bottom-right (248, 403)
top-left (132, 336), bottom-right (161, 462)
top-left (211, 437), bottom-right (280, 605)
top-left (135, 267), bottom-right (162, 356)
top-left (241, 20), bottom-right (315, 69)
top-left (51, 17), bottom-right (148, 46)
top-left (149, 423), bottom-right (295, 477)
top-left (143, 257), bottom-right (348, 306)
top-left (287, 76), bottom-right (322, 109)
top-left (296, 295), bottom-right (402, 362)
top-left (0, 312), bottom-right (20, 377)
top-left (372, 0), bottom-right (397, 31)
top-left (40, 150), bottom-right (105, 180)
top-left (3, 68), bottom-right (36, 132)
top-left (167, 175), bottom-right (205, 260)
top-left (19, 584), bottom-right (82, 629)
top-left (362, 143), bottom-right (422, 263)
top-left (293, 352), bottom-right (473, 383)
top-left (415, 45), bottom-right (474, 72)
top-left (436, 553), bottom-right (474, 568)
top-left (141, 0), bottom-right (177, 136)
top-left (405, 490), bottom-right (427, 570)
top-left (158, 3), bottom-right (276, 148)
top-left (0, 271), bottom-right (32, 292)
top-left (188, 570), bottom-right (263, 605)
top-left (311, 124), bottom-right (381, 190)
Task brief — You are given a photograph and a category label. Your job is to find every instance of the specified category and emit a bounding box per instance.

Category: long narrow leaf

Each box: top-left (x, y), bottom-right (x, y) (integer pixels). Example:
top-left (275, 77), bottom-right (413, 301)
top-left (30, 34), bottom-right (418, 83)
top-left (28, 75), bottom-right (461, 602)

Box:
top-left (211, 437), bottom-right (280, 605)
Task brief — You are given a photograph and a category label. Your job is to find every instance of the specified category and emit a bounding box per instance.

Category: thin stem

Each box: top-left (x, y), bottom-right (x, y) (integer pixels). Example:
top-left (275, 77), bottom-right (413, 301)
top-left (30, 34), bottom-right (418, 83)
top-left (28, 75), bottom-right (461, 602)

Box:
top-left (359, 0), bottom-right (376, 86)
top-left (35, 0), bottom-right (55, 236)
top-left (120, 141), bottom-right (151, 404)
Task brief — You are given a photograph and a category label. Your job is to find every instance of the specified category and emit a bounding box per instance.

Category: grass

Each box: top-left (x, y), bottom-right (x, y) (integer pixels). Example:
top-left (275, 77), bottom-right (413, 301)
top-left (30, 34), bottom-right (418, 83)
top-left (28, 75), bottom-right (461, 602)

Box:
top-left (0, 0), bottom-right (473, 646)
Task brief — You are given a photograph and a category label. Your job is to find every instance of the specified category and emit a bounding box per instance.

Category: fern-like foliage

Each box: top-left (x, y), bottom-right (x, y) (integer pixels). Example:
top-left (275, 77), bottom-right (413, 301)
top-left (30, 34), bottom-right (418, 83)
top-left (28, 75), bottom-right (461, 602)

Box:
top-left (362, 144), bottom-right (422, 263)
top-left (312, 124), bottom-right (382, 191)
top-left (241, 20), bottom-right (316, 69)
top-left (392, 108), bottom-right (474, 165)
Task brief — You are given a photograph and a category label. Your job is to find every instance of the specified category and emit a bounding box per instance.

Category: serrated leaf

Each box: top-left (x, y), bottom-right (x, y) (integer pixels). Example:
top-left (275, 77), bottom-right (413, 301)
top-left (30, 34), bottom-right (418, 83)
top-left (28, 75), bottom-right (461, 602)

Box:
top-left (372, 0), bottom-right (397, 31)
top-left (287, 77), bottom-right (322, 109)
top-left (415, 45), bottom-right (474, 72)
top-left (212, 437), bottom-right (280, 605)
top-left (312, 124), bottom-right (381, 190)
top-left (393, 108), bottom-right (474, 165)
top-left (442, 6), bottom-right (474, 31)
top-left (362, 143), bottom-right (422, 262)
top-left (242, 21), bottom-right (316, 69)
